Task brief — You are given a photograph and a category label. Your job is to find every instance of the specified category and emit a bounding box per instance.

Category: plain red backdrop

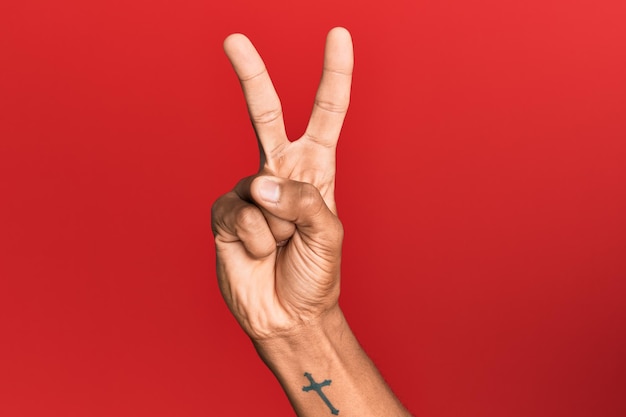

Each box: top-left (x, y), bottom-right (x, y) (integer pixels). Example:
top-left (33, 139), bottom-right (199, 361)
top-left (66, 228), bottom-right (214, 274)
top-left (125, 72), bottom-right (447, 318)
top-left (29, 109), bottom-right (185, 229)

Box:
top-left (1, 0), bottom-right (625, 416)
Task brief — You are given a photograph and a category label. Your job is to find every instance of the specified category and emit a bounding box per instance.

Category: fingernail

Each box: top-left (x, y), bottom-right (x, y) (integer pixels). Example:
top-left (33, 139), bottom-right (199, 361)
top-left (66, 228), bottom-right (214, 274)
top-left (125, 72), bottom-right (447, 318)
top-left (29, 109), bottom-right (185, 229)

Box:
top-left (258, 179), bottom-right (280, 203)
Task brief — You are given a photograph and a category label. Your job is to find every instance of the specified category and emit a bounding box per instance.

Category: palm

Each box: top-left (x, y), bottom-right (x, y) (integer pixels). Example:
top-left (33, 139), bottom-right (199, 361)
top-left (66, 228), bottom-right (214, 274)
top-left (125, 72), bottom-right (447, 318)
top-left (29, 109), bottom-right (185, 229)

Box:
top-left (219, 28), bottom-right (353, 334)
top-left (263, 139), bottom-right (336, 209)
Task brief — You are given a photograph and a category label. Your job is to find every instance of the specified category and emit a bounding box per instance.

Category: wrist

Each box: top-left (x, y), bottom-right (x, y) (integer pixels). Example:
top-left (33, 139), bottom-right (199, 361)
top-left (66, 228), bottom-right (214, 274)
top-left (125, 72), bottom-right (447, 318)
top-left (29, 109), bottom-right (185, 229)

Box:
top-left (252, 305), bottom-right (348, 371)
top-left (251, 305), bottom-right (412, 417)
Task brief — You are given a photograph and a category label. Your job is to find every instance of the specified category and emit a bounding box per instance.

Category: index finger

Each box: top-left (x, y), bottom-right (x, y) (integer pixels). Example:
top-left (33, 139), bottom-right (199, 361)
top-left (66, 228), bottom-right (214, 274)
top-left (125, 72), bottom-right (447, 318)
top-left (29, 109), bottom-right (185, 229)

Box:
top-left (304, 27), bottom-right (354, 147)
top-left (223, 33), bottom-right (289, 160)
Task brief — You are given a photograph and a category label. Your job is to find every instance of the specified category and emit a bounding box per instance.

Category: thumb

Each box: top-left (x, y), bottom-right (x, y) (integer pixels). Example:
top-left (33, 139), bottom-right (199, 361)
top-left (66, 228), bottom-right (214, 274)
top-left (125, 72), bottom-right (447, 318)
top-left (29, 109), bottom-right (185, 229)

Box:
top-left (249, 176), bottom-right (340, 236)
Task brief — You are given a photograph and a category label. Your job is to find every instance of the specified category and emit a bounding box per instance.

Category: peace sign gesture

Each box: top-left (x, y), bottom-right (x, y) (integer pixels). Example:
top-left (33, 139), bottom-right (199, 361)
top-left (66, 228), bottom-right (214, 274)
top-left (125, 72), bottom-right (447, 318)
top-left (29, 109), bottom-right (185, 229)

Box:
top-left (226, 26), bottom-right (352, 213)
top-left (211, 28), bottom-right (353, 341)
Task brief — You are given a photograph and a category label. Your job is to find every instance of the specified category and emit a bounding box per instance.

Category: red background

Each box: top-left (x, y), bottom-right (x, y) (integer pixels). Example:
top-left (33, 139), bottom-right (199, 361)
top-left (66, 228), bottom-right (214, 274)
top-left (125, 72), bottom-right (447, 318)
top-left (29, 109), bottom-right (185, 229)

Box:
top-left (1, 0), bottom-right (625, 416)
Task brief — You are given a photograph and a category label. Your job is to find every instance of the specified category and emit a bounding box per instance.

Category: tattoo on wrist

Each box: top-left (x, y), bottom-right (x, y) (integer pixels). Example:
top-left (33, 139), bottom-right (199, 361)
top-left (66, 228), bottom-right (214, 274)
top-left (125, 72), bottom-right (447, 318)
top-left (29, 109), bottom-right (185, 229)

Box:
top-left (302, 372), bottom-right (339, 415)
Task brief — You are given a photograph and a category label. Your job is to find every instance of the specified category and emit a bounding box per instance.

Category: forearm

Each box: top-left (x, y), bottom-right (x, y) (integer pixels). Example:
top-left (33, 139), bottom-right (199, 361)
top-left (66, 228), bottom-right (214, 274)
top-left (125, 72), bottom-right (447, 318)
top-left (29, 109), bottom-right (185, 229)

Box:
top-left (254, 306), bottom-right (412, 417)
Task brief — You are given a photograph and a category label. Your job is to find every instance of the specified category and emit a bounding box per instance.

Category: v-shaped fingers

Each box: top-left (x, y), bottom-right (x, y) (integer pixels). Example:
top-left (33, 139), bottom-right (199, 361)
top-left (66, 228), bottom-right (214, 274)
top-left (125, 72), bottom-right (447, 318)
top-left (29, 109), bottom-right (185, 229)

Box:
top-left (224, 34), bottom-right (288, 160)
top-left (304, 27), bottom-right (354, 147)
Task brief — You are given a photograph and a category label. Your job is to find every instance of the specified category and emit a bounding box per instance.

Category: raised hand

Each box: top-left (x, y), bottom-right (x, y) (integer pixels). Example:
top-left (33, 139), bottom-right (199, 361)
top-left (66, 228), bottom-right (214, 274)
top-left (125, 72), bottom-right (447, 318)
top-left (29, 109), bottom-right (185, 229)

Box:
top-left (212, 29), bottom-right (412, 417)
top-left (211, 28), bottom-right (353, 341)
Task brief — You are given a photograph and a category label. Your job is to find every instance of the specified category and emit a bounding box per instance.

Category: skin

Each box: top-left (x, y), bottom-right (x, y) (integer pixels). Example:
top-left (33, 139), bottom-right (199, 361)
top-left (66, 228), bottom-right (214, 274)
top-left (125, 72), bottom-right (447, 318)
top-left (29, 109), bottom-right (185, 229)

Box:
top-left (211, 27), bottom-right (412, 416)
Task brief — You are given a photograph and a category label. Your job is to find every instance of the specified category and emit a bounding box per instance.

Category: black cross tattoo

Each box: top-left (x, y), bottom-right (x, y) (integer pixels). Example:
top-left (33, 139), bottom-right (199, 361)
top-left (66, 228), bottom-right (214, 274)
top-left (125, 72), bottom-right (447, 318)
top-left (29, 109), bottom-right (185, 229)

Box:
top-left (302, 372), bottom-right (339, 415)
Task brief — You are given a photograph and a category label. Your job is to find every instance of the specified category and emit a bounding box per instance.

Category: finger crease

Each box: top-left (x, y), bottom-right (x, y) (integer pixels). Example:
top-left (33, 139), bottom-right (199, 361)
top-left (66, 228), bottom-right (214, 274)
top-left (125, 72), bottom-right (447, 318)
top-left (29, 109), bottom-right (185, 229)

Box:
top-left (314, 99), bottom-right (348, 114)
top-left (323, 67), bottom-right (353, 76)
top-left (303, 132), bottom-right (334, 148)
top-left (251, 108), bottom-right (283, 125)
top-left (240, 67), bottom-right (268, 82)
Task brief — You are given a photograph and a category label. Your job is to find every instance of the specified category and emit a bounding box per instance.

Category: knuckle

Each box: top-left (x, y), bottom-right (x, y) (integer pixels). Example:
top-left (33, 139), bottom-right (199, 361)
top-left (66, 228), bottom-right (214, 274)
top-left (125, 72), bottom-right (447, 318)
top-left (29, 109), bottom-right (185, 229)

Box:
top-left (255, 237), bottom-right (277, 259)
top-left (314, 98), bottom-right (348, 114)
top-left (334, 218), bottom-right (345, 241)
top-left (235, 205), bottom-right (263, 232)
top-left (251, 107), bottom-right (283, 125)
top-left (321, 215), bottom-right (344, 249)
top-left (303, 131), bottom-right (334, 148)
top-left (210, 194), bottom-right (226, 216)
top-left (239, 67), bottom-right (267, 82)
top-left (210, 193), bottom-right (230, 235)
top-left (299, 183), bottom-right (324, 214)
top-left (323, 66), bottom-right (353, 77)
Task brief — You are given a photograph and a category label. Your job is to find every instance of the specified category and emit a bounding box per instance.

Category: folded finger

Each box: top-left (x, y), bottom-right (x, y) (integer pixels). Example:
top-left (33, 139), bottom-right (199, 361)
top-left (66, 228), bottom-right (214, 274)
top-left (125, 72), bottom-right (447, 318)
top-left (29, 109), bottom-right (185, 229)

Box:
top-left (211, 191), bottom-right (276, 259)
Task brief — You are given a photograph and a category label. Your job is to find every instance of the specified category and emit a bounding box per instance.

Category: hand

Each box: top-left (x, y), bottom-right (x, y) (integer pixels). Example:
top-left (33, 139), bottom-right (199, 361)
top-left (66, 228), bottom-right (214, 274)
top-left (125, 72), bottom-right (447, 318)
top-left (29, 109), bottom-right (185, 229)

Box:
top-left (211, 28), bottom-right (353, 341)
